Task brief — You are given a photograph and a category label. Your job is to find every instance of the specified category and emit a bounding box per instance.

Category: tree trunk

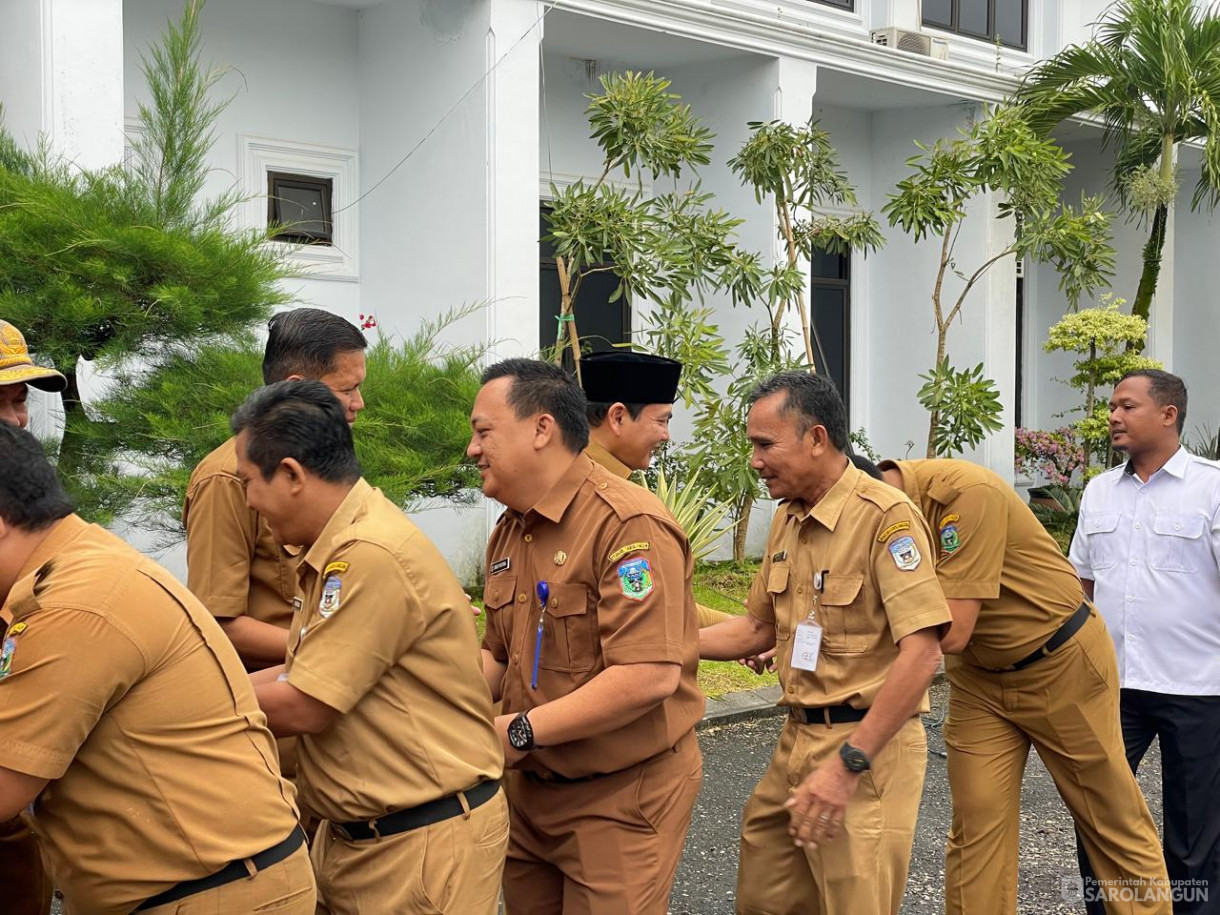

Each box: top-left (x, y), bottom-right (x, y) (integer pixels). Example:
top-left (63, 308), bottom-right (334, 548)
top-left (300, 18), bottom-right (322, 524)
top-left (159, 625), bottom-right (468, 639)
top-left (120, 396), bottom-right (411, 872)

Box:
top-left (1131, 203), bottom-right (1167, 332)
top-left (732, 491), bottom-right (754, 563)
top-left (925, 332), bottom-right (947, 459)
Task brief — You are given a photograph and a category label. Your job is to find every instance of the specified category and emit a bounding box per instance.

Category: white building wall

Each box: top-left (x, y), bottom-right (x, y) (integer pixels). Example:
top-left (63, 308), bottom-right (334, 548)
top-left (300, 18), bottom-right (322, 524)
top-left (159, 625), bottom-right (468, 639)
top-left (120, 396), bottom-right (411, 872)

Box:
top-left (1172, 176), bottom-right (1220, 437)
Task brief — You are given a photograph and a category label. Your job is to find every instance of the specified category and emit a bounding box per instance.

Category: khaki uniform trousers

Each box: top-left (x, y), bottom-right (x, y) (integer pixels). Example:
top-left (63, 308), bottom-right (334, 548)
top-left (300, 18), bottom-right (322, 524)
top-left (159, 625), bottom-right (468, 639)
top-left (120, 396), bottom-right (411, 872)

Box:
top-left (311, 789), bottom-right (508, 915)
top-left (141, 844), bottom-right (316, 915)
top-left (502, 729), bottom-right (703, 915)
top-left (944, 611), bottom-right (1169, 915)
top-left (736, 714), bottom-right (927, 915)
top-left (0, 815), bottom-right (51, 915)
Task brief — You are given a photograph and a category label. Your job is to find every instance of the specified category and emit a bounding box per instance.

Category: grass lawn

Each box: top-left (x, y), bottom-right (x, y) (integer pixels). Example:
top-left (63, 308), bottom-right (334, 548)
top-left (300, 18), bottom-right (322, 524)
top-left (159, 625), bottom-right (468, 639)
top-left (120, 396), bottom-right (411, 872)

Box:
top-left (470, 560), bottom-right (773, 700)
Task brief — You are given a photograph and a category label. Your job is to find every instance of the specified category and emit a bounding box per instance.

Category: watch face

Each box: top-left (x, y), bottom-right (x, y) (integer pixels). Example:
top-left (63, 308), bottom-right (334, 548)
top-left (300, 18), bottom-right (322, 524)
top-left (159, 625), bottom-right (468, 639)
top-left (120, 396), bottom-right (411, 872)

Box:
top-left (840, 743), bottom-right (870, 772)
top-left (508, 714), bottom-right (533, 751)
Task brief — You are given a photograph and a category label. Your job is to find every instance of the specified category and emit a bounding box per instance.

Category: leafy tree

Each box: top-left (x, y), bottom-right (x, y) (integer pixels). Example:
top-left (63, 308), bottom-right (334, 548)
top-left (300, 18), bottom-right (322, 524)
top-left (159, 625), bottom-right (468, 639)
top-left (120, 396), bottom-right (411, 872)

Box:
top-left (728, 117), bottom-right (884, 369)
top-left (1016, 0), bottom-right (1220, 325)
top-left (1042, 293), bottom-right (1161, 470)
top-left (883, 104), bottom-right (1116, 457)
top-left (542, 72), bottom-right (757, 381)
top-left (0, 0), bottom-right (289, 489)
top-left (71, 309), bottom-right (485, 539)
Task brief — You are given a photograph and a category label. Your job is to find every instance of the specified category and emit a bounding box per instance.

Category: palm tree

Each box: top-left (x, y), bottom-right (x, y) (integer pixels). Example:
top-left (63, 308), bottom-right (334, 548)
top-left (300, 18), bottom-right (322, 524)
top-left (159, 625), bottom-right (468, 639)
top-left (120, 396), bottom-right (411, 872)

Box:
top-left (1016, 0), bottom-right (1220, 324)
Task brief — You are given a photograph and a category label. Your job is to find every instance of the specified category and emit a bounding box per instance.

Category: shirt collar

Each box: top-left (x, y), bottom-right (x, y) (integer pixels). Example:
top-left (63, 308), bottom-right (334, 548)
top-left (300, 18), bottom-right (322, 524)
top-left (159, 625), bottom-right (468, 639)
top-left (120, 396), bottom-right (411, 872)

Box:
top-left (785, 459), bottom-right (858, 532)
top-left (585, 440), bottom-right (633, 480)
top-left (1123, 445), bottom-right (1189, 481)
top-left (4, 514), bottom-right (90, 618)
top-left (529, 453), bottom-right (595, 525)
top-left (301, 478), bottom-right (373, 574)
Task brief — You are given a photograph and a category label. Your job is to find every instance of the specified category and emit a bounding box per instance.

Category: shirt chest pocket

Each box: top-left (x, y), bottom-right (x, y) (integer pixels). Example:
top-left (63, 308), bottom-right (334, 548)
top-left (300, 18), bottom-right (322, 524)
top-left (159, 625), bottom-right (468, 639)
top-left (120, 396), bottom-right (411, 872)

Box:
top-left (1150, 514), bottom-right (1207, 573)
top-left (817, 574), bottom-right (869, 654)
top-left (766, 563), bottom-right (795, 638)
top-left (539, 582), bottom-right (597, 674)
top-left (1083, 513), bottom-right (1122, 570)
top-left (482, 576), bottom-right (518, 648)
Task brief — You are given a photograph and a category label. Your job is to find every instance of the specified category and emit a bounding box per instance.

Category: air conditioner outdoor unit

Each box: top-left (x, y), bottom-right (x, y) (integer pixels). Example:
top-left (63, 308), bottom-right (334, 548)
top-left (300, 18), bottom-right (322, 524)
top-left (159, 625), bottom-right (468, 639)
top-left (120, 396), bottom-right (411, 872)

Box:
top-left (870, 27), bottom-right (950, 61)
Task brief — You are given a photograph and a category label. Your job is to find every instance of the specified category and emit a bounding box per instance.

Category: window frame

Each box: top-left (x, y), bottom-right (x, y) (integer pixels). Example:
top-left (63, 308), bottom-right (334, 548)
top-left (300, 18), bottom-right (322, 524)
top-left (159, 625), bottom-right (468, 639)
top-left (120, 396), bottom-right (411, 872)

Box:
top-left (810, 248), bottom-right (852, 413)
top-left (922, 0), bottom-right (1027, 51)
top-left (267, 172), bottom-right (335, 246)
top-left (809, 0), bottom-right (854, 9)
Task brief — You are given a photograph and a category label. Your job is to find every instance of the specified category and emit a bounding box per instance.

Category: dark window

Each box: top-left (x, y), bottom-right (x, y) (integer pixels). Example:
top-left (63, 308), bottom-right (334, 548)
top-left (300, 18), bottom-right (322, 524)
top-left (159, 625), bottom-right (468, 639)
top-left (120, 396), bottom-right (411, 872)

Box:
top-left (810, 0), bottom-right (854, 9)
top-left (540, 207), bottom-right (630, 359)
top-left (267, 172), bottom-right (333, 245)
top-left (810, 248), bottom-right (851, 413)
top-left (922, 0), bottom-right (1027, 50)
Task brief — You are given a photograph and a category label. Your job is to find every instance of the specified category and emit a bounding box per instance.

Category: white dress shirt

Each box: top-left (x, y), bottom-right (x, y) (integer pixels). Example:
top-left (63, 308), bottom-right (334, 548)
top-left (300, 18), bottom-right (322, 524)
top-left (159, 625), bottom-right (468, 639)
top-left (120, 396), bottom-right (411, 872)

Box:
top-left (1070, 447), bottom-right (1220, 696)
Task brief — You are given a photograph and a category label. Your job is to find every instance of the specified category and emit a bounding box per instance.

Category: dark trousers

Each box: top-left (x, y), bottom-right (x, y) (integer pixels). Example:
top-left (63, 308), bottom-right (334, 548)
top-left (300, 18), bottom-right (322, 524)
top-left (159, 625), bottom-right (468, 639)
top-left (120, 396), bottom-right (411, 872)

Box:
top-left (1077, 688), bottom-right (1220, 914)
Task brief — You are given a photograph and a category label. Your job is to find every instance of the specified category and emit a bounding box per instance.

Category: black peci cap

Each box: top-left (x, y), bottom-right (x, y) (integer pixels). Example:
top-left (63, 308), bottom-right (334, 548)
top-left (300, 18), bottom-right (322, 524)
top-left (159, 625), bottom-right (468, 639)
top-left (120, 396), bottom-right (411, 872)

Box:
top-left (581, 351), bottom-right (682, 405)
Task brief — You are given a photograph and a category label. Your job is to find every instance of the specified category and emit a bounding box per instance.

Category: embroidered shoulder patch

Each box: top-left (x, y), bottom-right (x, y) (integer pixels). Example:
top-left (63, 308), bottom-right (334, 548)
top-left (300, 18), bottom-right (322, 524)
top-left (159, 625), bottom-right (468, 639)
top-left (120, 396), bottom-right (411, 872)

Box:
top-left (940, 524), bottom-right (961, 554)
top-left (609, 541), bottom-right (650, 563)
top-left (939, 514), bottom-right (960, 529)
top-left (323, 561), bottom-right (350, 576)
top-left (617, 558), bottom-right (655, 601)
top-left (877, 521), bottom-right (911, 543)
top-left (0, 622), bottom-right (27, 680)
top-left (888, 536), bottom-right (922, 571)
top-left (319, 575), bottom-right (342, 618)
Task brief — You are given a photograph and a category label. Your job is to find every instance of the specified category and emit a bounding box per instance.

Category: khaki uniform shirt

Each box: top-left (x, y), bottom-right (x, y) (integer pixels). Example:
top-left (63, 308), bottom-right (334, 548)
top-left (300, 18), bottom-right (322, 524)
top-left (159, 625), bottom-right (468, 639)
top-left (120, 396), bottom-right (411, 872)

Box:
top-left (286, 479), bottom-right (502, 822)
top-left (885, 459), bottom-right (1083, 670)
top-left (585, 440), bottom-right (633, 479)
top-left (183, 437), bottom-right (297, 628)
top-left (747, 462), bottom-right (952, 711)
top-left (481, 454), bottom-right (704, 779)
top-left (0, 516), bottom-right (298, 915)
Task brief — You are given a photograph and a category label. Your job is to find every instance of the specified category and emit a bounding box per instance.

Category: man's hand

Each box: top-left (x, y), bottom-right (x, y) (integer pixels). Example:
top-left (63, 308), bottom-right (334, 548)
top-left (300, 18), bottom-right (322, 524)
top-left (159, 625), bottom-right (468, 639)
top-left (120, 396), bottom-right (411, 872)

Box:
top-left (494, 713), bottom-right (528, 768)
top-left (466, 593), bottom-right (481, 617)
top-left (738, 646), bottom-right (778, 674)
top-left (784, 756), bottom-right (863, 849)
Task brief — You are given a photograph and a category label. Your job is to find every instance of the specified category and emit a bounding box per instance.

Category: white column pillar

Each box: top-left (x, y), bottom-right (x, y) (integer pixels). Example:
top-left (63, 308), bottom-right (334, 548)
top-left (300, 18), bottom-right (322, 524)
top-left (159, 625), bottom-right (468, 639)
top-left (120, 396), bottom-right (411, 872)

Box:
top-left (485, 0), bottom-right (543, 360)
top-left (0, 0), bottom-right (125, 168)
top-left (981, 189), bottom-right (1018, 483)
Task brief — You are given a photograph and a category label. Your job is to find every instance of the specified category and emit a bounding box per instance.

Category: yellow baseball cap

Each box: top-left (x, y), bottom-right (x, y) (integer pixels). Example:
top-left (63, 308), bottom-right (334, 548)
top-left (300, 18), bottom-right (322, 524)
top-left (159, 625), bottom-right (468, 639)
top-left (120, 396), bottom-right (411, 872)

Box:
top-left (0, 321), bottom-right (67, 393)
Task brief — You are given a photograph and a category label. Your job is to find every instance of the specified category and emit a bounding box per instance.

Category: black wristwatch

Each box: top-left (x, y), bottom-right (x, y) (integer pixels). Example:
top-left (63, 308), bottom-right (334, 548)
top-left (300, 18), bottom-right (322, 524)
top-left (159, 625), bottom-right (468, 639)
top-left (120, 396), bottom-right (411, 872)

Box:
top-left (507, 711), bottom-right (536, 752)
top-left (839, 741), bottom-right (871, 773)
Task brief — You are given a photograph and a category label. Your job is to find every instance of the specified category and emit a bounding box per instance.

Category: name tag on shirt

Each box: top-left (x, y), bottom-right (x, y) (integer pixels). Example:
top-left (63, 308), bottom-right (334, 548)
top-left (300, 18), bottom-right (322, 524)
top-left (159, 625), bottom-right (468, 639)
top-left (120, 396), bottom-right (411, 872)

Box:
top-left (791, 620), bottom-right (823, 672)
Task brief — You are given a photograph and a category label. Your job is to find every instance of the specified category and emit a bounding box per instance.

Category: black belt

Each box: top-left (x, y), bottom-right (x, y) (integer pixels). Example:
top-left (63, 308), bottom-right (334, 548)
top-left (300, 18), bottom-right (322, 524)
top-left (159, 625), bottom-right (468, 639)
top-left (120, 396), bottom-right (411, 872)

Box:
top-left (997, 602), bottom-right (1091, 672)
top-left (789, 704), bottom-right (869, 726)
top-left (331, 779), bottom-right (501, 841)
top-left (133, 826), bottom-right (305, 912)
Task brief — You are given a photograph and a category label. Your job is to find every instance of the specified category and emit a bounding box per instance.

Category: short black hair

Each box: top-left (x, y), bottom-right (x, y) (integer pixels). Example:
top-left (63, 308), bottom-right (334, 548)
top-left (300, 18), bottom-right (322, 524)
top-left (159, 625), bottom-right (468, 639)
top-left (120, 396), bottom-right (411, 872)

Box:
top-left (481, 358), bottom-right (590, 453)
top-left (748, 371), bottom-right (849, 451)
top-left (262, 308), bottom-right (367, 385)
top-left (0, 424), bottom-right (74, 531)
top-left (1120, 369), bottom-right (1188, 435)
top-left (586, 402), bottom-right (647, 427)
top-left (850, 454), bottom-right (884, 480)
top-left (230, 380), bottom-right (362, 483)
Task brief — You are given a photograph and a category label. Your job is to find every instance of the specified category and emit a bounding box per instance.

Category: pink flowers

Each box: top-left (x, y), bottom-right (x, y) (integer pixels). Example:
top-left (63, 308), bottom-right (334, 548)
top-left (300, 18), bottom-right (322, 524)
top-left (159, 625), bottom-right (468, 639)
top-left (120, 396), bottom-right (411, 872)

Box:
top-left (358, 313), bottom-right (378, 331)
top-left (1015, 427), bottom-right (1085, 486)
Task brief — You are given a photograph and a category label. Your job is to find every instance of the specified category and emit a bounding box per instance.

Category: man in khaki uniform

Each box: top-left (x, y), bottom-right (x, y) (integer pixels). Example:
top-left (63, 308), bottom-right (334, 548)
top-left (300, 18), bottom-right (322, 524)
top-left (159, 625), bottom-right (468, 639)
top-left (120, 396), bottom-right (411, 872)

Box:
top-left (470, 358), bottom-right (704, 914)
top-left (879, 458), bottom-right (1169, 915)
top-left (0, 319), bottom-right (69, 915)
top-left (0, 423), bottom-right (314, 915)
top-left (182, 307), bottom-right (368, 670)
top-left (581, 350), bottom-right (734, 628)
top-left (700, 372), bottom-right (950, 915)
top-left (237, 381), bottom-right (507, 915)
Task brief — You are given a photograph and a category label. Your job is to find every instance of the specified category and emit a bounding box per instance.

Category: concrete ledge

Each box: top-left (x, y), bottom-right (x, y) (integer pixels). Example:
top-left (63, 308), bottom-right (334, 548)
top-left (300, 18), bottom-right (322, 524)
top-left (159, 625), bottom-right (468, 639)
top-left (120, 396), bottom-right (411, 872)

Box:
top-left (698, 685), bottom-right (784, 729)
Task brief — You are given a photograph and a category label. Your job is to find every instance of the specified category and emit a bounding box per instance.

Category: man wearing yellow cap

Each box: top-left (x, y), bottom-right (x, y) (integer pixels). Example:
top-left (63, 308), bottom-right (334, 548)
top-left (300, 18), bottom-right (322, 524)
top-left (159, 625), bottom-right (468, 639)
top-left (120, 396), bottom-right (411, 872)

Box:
top-left (0, 319), bottom-right (66, 915)
top-left (580, 351), bottom-right (734, 628)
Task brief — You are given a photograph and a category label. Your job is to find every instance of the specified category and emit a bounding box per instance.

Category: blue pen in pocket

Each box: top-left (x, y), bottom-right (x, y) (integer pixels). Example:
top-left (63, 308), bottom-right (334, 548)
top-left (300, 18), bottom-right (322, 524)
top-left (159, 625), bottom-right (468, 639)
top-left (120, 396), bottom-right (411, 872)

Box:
top-left (531, 580), bottom-right (549, 690)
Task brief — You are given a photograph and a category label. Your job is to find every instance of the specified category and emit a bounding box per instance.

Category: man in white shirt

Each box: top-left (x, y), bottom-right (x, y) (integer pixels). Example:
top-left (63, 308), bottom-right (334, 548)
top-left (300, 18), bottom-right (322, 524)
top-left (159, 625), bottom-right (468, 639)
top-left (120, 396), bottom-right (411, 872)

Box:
top-left (1070, 369), bottom-right (1220, 914)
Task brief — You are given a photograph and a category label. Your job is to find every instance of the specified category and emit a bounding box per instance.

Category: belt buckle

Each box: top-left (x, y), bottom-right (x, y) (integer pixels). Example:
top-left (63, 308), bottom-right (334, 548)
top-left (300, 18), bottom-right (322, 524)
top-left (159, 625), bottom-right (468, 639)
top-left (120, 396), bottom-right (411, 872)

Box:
top-left (330, 822), bottom-right (354, 841)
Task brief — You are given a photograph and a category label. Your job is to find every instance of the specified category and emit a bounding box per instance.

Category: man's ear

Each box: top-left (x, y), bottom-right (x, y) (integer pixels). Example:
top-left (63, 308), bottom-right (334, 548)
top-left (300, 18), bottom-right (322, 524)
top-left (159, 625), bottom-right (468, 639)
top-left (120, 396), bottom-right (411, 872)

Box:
top-left (284, 373), bottom-right (305, 383)
top-left (533, 413), bottom-right (557, 451)
top-left (1164, 404), bottom-right (1179, 430)
top-left (607, 402), bottom-right (628, 434)
top-left (279, 458), bottom-right (309, 494)
top-left (806, 424), bottom-right (830, 458)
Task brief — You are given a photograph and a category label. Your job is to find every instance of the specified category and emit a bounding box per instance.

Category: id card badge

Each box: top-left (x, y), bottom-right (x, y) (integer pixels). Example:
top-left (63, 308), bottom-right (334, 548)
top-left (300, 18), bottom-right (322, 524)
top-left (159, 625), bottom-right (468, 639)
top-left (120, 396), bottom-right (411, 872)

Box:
top-left (791, 620), bottom-right (823, 672)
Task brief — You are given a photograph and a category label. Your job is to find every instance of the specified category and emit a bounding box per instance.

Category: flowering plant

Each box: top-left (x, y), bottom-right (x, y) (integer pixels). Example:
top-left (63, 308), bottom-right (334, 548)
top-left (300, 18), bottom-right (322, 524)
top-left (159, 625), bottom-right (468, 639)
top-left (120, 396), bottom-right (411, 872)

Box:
top-left (358, 312), bottom-right (378, 331)
top-left (1014, 427), bottom-right (1085, 486)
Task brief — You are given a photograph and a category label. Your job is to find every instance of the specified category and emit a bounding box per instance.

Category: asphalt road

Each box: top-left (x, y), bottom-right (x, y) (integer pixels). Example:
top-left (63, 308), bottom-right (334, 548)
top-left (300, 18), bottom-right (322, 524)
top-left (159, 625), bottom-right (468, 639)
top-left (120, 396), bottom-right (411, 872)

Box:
top-left (671, 679), bottom-right (1165, 914)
